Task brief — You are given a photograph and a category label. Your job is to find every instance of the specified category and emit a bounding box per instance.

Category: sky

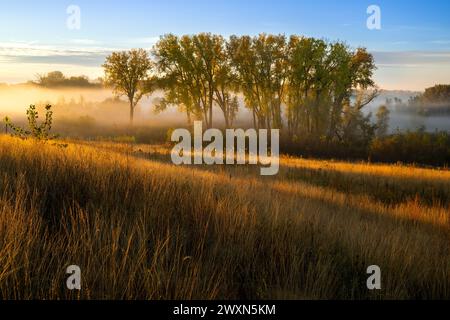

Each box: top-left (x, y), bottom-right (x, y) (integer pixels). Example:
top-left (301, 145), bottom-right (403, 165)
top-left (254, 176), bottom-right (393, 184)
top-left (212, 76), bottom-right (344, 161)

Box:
top-left (1, 0), bottom-right (450, 90)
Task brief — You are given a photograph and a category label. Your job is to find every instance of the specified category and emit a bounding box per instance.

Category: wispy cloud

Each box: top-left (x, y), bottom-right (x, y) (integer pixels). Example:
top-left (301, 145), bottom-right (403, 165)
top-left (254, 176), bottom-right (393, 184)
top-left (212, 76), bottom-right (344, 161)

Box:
top-left (0, 39), bottom-right (161, 82)
top-left (0, 41), bottom-right (121, 67)
top-left (69, 39), bottom-right (102, 45)
top-left (429, 40), bottom-right (450, 45)
top-left (0, 37), bottom-right (159, 64)
top-left (372, 51), bottom-right (450, 91)
top-left (373, 51), bottom-right (450, 68)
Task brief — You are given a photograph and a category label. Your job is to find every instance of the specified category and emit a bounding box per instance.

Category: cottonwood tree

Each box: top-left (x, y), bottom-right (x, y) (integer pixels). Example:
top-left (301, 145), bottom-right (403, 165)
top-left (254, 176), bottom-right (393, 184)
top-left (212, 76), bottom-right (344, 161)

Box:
top-left (153, 33), bottom-right (377, 141)
top-left (326, 46), bottom-right (377, 141)
top-left (190, 33), bottom-right (223, 128)
top-left (103, 49), bottom-right (153, 124)
top-left (154, 33), bottom-right (238, 128)
top-left (375, 105), bottom-right (390, 138)
top-left (286, 37), bottom-right (339, 136)
top-left (153, 34), bottom-right (199, 124)
top-left (285, 36), bottom-right (377, 141)
top-left (214, 42), bottom-right (239, 128)
top-left (340, 103), bottom-right (376, 150)
top-left (302, 38), bottom-right (330, 136)
top-left (227, 35), bottom-right (260, 128)
top-left (422, 84), bottom-right (450, 104)
top-left (228, 34), bottom-right (288, 130)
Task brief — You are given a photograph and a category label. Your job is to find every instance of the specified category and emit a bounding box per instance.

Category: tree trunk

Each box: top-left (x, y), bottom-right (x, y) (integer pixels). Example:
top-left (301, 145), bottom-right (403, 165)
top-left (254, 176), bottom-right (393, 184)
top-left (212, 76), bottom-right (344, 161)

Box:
top-left (129, 102), bottom-right (135, 125)
top-left (224, 111), bottom-right (230, 129)
top-left (186, 110), bottom-right (192, 125)
top-left (203, 109), bottom-right (209, 128)
top-left (209, 103), bottom-right (213, 129)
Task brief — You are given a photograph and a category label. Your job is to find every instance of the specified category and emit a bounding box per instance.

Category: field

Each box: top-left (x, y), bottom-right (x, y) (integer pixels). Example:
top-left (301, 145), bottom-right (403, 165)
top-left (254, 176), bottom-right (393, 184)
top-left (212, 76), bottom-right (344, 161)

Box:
top-left (0, 134), bottom-right (449, 299)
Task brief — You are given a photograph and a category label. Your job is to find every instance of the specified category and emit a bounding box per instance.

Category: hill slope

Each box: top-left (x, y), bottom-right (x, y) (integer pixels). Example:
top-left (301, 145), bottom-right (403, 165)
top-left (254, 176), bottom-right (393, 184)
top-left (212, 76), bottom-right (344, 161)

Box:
top-left (0, 135), bottom-right (449, 299)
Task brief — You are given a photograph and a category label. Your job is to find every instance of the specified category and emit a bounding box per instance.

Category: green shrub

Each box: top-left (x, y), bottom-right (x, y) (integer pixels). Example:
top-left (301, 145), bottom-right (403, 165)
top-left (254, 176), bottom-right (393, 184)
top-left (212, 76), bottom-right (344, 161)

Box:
top-left (3, 104), bottom-right (58, 141)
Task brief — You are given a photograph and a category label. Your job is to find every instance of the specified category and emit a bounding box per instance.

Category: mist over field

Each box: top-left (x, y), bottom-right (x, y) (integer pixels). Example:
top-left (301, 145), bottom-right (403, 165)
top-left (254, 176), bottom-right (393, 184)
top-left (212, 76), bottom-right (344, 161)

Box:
top-left (1, 85), bottom-right (449, 136)
top-left (0, 85), bottom-right (258, 128)
top-left (0, 85), bottom-right (178, 124)
top-left (364, 91), bottom-right (450, 132)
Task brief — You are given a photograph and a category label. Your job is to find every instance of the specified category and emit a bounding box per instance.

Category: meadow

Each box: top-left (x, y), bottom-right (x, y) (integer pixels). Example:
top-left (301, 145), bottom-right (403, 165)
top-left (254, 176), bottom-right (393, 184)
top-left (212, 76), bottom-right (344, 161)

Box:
top-left (0, 134), bottom-right (449, 299)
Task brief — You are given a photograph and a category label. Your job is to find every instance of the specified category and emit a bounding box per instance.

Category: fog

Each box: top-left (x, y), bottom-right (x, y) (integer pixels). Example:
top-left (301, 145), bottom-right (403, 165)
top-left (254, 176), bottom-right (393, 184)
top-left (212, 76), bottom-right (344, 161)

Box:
top-left (0, 85), bottom-right (448, 140)
top-left (0, 85), bottom-right (255, 129)
top-left (0, 84), bottom-right (187, 126)
top-left (364, 91), bottom-right (450, 133)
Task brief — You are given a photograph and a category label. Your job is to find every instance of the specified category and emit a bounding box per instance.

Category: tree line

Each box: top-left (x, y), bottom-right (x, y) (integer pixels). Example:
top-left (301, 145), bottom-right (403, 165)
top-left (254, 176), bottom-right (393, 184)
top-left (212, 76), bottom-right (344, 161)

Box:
top-left (408, 84), bottom-right (450, 116)
top-left (33, 71), bottom-right (102, 88)
top-left (103, 33), bottom-right (378, 144)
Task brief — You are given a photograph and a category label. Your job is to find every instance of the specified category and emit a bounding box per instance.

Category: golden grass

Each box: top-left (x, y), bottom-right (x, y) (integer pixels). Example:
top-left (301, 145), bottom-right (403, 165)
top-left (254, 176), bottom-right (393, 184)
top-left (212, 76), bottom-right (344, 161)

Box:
top-left (0, 135), bottom-right (449, 299)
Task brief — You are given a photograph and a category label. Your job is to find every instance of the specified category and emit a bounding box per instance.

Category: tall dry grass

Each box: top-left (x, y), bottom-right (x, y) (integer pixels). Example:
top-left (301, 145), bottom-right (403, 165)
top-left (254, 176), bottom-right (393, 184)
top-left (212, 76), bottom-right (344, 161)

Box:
top-left (0, 135), bottom-right (449, 299)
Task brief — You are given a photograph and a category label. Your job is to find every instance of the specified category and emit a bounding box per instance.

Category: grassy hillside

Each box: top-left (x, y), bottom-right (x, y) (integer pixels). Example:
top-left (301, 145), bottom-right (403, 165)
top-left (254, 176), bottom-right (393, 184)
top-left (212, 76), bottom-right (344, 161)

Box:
top-left (0, 135), bottom-right (449, 299)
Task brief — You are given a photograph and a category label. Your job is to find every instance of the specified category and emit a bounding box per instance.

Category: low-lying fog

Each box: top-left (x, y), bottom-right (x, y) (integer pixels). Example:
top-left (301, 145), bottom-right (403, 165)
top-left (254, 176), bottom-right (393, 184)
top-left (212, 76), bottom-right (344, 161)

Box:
top-left (0, 85), bottom-right (449, 134)
top-left (364, 91), bottom-right (450, 132)
top-left (0, 84), bottom-right (184, 125)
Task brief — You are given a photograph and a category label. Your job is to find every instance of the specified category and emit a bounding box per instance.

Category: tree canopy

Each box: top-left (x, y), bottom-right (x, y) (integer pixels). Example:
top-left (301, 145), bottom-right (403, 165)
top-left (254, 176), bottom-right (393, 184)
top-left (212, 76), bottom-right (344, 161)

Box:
top-left (153, 33), bottom-right (239, 128)
top-left (34, 71), bottom-right (100, 88)
top-left (422, 84), bottom-right (450, 104)
top-left (101, 33), bottom-right (378, 142)
top-left (103, 49), bottom-right (154, 124)
top-left (152, 33), bottom-right (377, 142)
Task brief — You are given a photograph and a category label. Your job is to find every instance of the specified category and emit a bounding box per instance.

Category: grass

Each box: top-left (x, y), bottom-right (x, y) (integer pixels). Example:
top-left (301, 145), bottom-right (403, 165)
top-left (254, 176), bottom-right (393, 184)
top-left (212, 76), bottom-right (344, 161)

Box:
top-left (0, 134), bottom-right (449, 299)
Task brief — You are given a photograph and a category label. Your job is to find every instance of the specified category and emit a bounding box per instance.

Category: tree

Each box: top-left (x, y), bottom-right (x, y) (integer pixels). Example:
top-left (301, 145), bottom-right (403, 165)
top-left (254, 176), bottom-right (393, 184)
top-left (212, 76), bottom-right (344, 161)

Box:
top-left (214, 40), bottom-right (239, 128)
top-left (154, 33), bottom-right (377, 138)
top-left (325, 42), bottom-right (355, 139)
top-left (39, 71), bottom-right (65, 86)
top-left (340, 103), bottom-right (376, 151)
top-left (422, 84), bottom-right (450, 104)
top-left (190, 33), bottom-right (223, 128)
top-left (285, 36), bottom-right (320, 135)
top-left (4, 104), bottom-right (57, 141)
top-left (228, 34), bottom-right (288, 130)
top-left (154, 33), bottom-right (237, 128)
top-left (153, 34), bottom-right (201, 125)
top-left (284, 37), bottom-right (377, 140)
top-left (227, 35), bottom-right (262, 128)
top-left (103, 49), bottom-right (153, 124)
top-left (34, 71), bottom-right (98, 87)
top-left (375, 105), bottom-right (390, 138)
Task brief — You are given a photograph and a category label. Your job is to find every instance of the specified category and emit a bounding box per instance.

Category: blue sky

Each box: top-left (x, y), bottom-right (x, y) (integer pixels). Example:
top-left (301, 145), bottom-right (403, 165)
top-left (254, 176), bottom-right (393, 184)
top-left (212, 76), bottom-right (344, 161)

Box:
top-left (1, 0), bottom-right (450, 89)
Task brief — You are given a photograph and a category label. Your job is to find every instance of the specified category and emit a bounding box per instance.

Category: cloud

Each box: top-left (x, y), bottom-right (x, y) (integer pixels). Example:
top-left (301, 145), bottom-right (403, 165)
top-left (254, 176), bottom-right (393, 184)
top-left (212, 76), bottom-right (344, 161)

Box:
top-left (0, 39), bottom-right (157, 83)
top-left (11, 55), bottom-right (108, 67)
top-left (0, 41), bottom-right (119, 67)
top-left (0, 38), bottom-right (159, 66)
top-left (372, 51), bottom-right (450, 91)
top-left (429, 40), bottom-right (450, 45)
top-left (69, 39), bottom-right (101, 45)
top-left (372, 51), bottom-right (450, 68)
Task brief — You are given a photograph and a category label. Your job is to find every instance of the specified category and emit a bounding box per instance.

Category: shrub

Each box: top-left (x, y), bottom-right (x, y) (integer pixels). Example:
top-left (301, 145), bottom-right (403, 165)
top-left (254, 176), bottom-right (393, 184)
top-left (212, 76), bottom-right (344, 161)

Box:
top-left (3, 104), bottom-right (58, 141)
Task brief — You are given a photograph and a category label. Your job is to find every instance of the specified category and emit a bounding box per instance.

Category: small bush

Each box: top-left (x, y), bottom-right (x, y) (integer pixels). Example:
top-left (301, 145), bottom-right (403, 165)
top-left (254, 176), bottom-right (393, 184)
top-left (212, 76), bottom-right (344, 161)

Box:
top-left (4, 104), bottom-right (58, 141)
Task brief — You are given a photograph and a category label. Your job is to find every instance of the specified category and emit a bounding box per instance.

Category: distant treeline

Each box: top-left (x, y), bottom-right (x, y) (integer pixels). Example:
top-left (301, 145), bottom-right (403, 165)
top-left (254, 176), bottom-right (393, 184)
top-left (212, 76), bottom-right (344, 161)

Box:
top-left (31, 71), bottom-right (102, 88)
top-left (407, 84), bottom-right (450, 115)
